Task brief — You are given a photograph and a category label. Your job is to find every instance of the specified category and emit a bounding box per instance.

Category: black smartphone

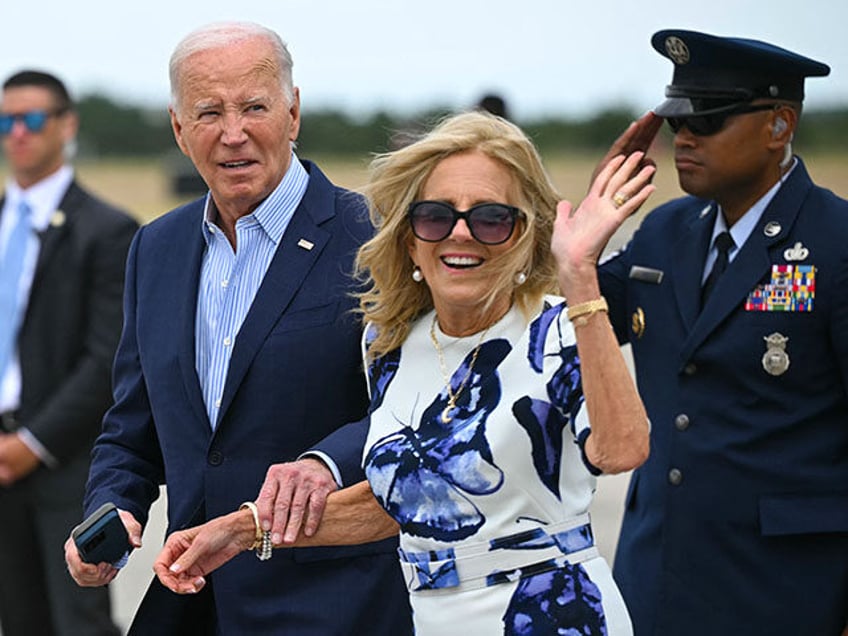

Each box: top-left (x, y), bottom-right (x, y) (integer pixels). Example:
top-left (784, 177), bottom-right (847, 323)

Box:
top-left (72, 502), bottom-right (131, 566)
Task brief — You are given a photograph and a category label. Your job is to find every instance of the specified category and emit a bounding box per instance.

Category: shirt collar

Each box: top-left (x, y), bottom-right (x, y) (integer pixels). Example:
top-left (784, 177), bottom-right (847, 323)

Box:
top-left (201, 152), bottom-right (309, 245)
top-left (5, 165), bottom-right (74, 231)
top-left (712, 159), bottom-right (798, 252)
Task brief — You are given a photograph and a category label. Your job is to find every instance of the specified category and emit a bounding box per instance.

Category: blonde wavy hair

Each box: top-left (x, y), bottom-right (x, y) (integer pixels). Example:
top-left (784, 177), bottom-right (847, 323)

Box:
top-left (356, 111), bottom-right (561, 359)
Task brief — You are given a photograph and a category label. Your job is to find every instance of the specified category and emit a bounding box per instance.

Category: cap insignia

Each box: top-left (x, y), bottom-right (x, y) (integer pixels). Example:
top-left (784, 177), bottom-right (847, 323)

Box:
top-left (665, 36), bottom-right (690, 65)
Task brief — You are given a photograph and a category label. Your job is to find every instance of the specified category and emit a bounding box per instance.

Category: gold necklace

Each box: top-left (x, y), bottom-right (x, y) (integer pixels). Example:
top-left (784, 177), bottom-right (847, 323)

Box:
top-left (429, 315), bottom-right (488, 424)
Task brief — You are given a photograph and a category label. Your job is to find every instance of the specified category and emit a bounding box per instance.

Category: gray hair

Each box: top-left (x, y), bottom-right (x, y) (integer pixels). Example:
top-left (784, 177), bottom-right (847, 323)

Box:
top-left (169, 21), bottom-right (294, 113)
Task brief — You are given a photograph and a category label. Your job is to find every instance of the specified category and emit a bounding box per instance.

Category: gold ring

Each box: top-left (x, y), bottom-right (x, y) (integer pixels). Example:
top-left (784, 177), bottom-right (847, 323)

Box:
top-left (613, 191), bottom-right (629, 208)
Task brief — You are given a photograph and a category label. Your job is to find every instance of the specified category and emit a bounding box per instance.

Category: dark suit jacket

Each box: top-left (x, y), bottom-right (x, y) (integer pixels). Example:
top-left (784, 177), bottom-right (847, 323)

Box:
top-left (8, 180), bottom-right (138, 463)
top-left (84, 161), bottom-right (412, 635)
top-left (600, 159), bottom-right (848, 635)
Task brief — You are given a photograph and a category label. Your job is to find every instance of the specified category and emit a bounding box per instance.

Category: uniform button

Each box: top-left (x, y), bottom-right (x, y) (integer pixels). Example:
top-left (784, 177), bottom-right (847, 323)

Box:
top-left (683, 363), bottom-right (697, 376)
top-left (208, 450), bottom-right (224, 466)
top-left (668, 468), bottom-right (683, 486)
top-left (674, 414), bottom-right (690, 431)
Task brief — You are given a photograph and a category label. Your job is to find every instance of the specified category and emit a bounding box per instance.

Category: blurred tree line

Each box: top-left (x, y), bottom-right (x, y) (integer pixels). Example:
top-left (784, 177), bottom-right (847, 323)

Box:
top-left (74, 93), bottom-right (848, 159)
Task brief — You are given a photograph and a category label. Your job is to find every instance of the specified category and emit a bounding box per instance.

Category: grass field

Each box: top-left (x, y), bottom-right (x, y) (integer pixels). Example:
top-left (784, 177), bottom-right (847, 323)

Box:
top-left (4, 150), bottom-right (846, 231)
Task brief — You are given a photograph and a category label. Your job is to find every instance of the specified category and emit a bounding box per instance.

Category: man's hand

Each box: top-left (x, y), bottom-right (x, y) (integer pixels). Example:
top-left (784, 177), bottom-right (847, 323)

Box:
top-left (64, 509), bottom-right (142, 587)
top-left (589, 111), bottom-right (663, 188)
top-left (256, 457), bottom-right (338, 545)
top-left (0, 433), bottom-right (40, 486)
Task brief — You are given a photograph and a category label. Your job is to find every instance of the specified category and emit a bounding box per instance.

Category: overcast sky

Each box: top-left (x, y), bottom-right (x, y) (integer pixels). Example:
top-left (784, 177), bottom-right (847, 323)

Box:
top-left (3, 0), bottom-right (847, 120)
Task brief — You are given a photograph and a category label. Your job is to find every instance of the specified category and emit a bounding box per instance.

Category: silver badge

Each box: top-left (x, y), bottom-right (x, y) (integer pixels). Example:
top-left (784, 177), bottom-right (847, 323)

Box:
top-left (783, 242), bottom-right (809, 261)
top-left (698, 204), bottom-right (711, 219)
top-left (665, 36), bottom-right (690, 65)
top-left (762, 332), bottom-right (790, 376)
top-left (763, 221), bottom-right (782, 237)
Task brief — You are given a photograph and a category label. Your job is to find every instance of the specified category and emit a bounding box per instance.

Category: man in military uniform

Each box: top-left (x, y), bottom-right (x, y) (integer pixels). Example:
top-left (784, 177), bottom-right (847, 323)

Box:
top-left (598, 29), bottom-right (848, 635)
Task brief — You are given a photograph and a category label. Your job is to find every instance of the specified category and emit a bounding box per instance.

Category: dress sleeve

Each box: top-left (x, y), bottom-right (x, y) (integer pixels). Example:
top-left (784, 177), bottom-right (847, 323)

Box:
top-left (549, 301), bottom-right (601, 476)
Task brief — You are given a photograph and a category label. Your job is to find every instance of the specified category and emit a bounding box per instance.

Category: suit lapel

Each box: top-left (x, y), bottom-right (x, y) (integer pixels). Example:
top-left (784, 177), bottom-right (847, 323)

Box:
top-left (175, 218), bottom-right (210, 431)
top-left (671, 202), bottom-right (715, 330)
top-left (679, 163), bottom-right (814, 365)
top-left (214, 165), bottom-right (335, 428)
top-left (30, 181), bottom-right (80, 289)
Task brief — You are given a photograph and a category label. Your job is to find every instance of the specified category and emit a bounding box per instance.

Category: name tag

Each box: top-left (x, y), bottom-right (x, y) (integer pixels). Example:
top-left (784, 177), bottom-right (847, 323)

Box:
top-left (629, 266), bottom-right (664, 284)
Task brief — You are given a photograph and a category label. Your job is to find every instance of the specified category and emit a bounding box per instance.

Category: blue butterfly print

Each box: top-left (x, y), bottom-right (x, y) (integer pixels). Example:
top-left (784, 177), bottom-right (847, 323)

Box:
top-left (502, 564), bottom-right (608, 635)
top-left (368, 353), bottom-right (401, 413)
top-left (512, 397), bottom-right (568, 499)
top-left (365, 339), bottom-right (511, 541)
top-left (527, 299), bottom-right (564, 373)
top-left (515, 304), bottom-right (584, 498)
top-left (527, 301), bottom-right (583, 420)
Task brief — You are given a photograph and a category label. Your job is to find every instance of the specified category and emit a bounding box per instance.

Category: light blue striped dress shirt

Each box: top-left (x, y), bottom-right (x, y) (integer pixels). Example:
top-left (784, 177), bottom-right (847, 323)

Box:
top-left (195, 154), bottom-right (309, 427)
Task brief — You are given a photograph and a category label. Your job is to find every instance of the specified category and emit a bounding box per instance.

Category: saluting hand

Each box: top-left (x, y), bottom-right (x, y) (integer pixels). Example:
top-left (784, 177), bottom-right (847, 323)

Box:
top-left (589, 111), bottom-right (663, 189)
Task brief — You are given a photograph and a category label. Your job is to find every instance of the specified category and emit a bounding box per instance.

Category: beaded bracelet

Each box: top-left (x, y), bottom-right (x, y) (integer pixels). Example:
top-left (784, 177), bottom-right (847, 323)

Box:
top-left (239, 501), bottom-right (273, 561)
top-left (566, 297), bottom-right (609, 327)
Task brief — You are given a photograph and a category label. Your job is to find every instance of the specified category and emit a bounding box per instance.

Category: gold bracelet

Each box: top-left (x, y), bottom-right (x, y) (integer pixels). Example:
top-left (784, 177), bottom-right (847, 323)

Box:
top-left (239, 501), bottom-right (273, 561)
top-left (566, 297), bottom-right (608, 327)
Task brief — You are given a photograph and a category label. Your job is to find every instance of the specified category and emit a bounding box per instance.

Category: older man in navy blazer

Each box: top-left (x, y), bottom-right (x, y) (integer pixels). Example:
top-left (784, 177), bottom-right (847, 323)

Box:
top-left (598, 30), bottom-right (848, 635)
top-left (64, 22), bottom-right (411, 635)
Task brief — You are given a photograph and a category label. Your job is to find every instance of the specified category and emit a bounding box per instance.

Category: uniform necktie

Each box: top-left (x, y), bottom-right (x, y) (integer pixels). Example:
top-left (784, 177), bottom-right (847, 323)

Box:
top-left (701, 231), bottom-right (735, 307)
top-left (0, 199), bottom-right (33, 378)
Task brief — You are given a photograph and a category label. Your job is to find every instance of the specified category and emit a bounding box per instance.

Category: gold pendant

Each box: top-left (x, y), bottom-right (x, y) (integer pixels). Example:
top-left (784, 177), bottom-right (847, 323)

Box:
top-left (441, 406), bottom-right (453, 423)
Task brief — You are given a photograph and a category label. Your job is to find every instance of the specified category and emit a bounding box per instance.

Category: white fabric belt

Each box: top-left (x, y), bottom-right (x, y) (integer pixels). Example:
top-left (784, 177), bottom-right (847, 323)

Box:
top-left (398, 513), bottom-right (598, 594)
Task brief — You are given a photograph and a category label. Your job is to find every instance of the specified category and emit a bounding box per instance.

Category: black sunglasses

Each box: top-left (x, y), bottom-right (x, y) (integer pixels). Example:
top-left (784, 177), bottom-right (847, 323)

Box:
top-left (666, 103), bottom-right (777, 137)
top-left (408, 201), bottom-right (524, 245)
top-left (0, 108), bottom-right (68, 136)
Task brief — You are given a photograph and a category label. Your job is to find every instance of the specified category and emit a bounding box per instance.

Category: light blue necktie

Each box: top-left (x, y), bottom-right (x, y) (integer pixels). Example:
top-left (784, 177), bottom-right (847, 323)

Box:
top-left (0, 199), bottom-right (33, 378)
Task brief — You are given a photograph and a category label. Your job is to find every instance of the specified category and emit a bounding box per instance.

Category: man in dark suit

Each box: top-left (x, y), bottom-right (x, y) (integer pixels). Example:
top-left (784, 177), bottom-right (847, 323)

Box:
top-left (64, 22), bottom-right (412, 635)
top-left (0, 70), bottom-right (138, 635)
top-left (597, 30), bottom-right (848, 635)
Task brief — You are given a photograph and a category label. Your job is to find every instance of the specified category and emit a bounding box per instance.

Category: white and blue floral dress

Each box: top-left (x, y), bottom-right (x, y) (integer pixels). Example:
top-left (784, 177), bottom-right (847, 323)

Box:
top-left (362, 297), bottom-right (633, 635)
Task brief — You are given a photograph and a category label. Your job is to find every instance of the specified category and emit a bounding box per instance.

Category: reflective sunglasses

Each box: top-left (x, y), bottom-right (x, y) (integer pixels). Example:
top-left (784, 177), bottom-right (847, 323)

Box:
top-left (0, 108), bottom-right (67, 135)
top-left (408, 200), bottom-right (524, 245)
top-left (666, 103), bottom-right (776, 137)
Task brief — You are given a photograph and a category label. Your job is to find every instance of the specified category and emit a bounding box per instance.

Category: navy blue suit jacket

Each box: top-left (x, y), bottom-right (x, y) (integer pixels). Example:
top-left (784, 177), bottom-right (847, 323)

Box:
top-left (600, 159), bottom-right (848, 635)
top-left (85, 161), bottom-right (411, 635)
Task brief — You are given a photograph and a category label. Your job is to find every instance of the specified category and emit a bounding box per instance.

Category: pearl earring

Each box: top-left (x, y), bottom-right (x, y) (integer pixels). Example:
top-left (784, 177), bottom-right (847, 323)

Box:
top-left (412, 266), bottom-right (423, 283)
top-left (514, 271), bottom-right (527, 286)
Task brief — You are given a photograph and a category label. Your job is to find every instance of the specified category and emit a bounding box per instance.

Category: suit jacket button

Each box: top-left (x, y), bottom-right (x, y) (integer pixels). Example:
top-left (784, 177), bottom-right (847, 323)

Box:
top-left (668, 468), bottom-right (683, 486)
top-left (683, 363), bottom-right (697, 376)
top-left (208, 450), bottom-right (224, 466)
top-left (674, 414), bottom-right (690, 431)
